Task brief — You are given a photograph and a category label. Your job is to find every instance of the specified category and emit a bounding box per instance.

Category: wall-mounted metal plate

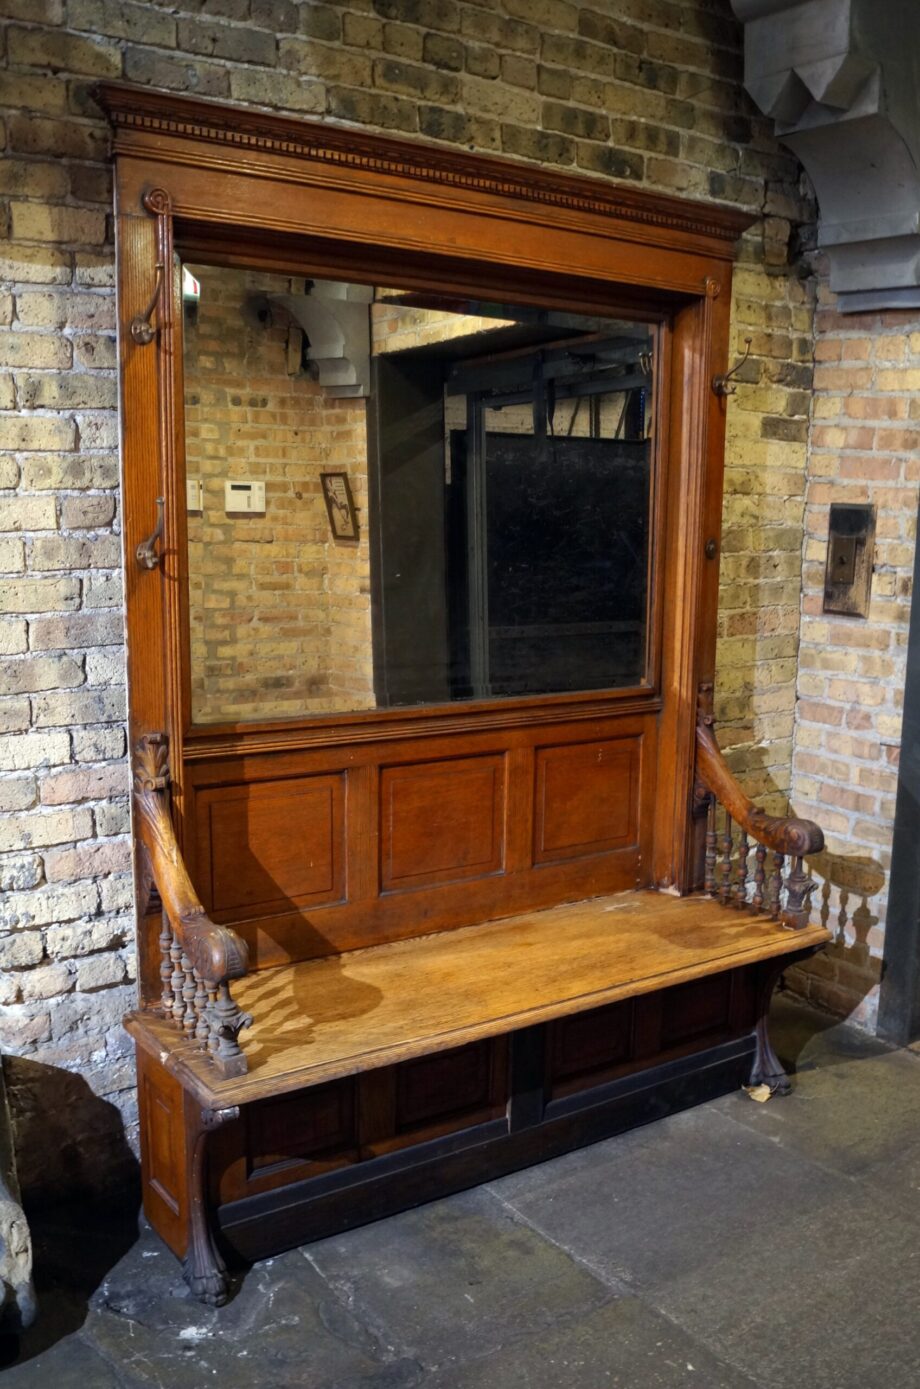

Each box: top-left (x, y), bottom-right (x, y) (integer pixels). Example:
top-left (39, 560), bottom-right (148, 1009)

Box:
top-left (823, 502), bottom-right (875, 617)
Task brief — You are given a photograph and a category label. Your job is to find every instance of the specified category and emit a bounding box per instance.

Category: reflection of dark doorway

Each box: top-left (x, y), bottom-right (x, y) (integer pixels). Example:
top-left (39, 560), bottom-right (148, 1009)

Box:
top-left (368, 327), bottom-right (654, 710)
top-left (449, 430), bottom-right (649, 699)
top-left (878, 530), bottom-right (920, 1043)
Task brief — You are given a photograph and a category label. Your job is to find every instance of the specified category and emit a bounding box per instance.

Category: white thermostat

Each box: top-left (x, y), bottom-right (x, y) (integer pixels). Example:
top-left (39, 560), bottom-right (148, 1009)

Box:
top-left (224, 479), bottom-right (266, 513)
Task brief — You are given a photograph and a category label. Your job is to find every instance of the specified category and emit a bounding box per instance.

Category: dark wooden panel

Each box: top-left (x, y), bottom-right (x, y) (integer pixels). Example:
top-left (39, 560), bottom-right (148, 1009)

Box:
top-left (200, 773), bottom-right (345, 917)
top-left (246, 1079), bottom-right (357, 1177)
top-left (218, 1037), bottom-right (756, 1263)
top-left (212, 1041), bottom-right (511, 1202)
top-left (534, 737), bottom-right (639, 865)
top-left (660, 972), bottom-right (733, 1048)
top-left (212, 1080), bottom-right (359, 1204)
top-left (395, 1040), bottom-right (494, 1131)
top-left (381, 754), bottom-right (505, 891)
top-left (549, 998), bottom-right (634, 1082)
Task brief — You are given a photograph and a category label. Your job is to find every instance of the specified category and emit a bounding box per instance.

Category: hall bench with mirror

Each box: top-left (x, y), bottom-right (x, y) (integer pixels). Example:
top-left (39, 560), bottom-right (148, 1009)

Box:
top-left (99, 84), bottom-right (829, 1305)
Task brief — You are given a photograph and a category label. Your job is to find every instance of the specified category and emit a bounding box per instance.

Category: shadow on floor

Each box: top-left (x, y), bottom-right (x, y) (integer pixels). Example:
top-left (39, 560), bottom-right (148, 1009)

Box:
top-left (3, 1184), bottom-right (141, 1371)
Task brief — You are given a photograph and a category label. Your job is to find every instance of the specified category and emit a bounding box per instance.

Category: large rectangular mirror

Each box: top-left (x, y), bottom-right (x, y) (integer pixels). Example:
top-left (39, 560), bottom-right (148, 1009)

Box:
top-left (183, 265), bottom-right (658, 725)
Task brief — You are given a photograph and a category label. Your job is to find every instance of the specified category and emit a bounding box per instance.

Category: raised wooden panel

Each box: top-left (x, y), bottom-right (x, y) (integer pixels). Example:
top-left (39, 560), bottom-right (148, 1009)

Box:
top-left (395, 1039), bottom-right (496, 1131)
top-left (200, 774), bottom-right (345, 917)
top-left (549, 999), bottom-right (634, 1082)
top-left (246, 1079), bottom-right (356, 1178)
top-left (534, 737), bottom-right (640, 865)
top-left (381, 754), bottom-right (505, 892)
top-left (183, 714), bottom-right (655, 965)
top-left (137, 1047), bottom-right (187, 1257)
top-left (660, 972), bottom-right (733, 1048)
top-left (143, 1071), bottom-right (181, 1216)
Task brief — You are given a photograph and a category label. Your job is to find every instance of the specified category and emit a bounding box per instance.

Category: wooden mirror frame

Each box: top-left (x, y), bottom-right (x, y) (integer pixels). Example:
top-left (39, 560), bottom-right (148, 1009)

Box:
top-left (98, 85), bottom-right (751, 987)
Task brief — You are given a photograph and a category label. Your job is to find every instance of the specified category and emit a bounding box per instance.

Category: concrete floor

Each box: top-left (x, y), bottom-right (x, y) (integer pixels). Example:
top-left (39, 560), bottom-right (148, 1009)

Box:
top-left (7, 995), bottom-right (920, 1388)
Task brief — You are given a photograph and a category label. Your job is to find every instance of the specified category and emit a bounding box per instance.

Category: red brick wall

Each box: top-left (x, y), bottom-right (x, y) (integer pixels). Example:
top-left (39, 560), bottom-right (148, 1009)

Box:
top-left (790, 271), bottom-right (919, 1027)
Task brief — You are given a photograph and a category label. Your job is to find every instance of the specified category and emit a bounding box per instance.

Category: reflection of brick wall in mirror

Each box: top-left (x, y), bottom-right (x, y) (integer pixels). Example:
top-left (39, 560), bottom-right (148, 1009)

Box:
top-left (184, 265), bottom-right (375, 723)
top-left (185, 271), bottom-right (515, 724)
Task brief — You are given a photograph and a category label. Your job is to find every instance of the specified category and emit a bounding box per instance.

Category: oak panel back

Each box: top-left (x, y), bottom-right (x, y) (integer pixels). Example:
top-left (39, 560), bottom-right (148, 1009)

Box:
top-left (98, 86), bottom-right (750, 1002)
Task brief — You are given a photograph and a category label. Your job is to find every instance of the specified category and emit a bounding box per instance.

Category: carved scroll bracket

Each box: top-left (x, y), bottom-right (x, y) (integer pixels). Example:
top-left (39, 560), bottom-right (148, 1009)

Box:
top-left (183, 1104), bottom-right (241, 1306)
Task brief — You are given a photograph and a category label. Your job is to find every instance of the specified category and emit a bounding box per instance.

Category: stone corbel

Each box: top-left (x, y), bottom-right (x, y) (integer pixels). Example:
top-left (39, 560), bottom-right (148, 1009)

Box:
top-left (269, 281), bottom-right (373, 397)
top-left (731, 0), bottom-right (920, 312)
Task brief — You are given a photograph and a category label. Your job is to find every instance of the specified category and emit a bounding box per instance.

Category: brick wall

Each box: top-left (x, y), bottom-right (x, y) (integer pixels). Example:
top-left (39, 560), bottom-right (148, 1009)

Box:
top-left (0, 0), bottom-right (818, 1199)
top-left (787, 272), bottom-right (919, 1029)
top-left (185, 264), bottom-right (374, 723)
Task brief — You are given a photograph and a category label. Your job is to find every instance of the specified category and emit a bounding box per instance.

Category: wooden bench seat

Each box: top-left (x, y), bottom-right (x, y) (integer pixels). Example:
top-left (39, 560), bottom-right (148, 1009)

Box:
top-left (129, 702), bottom-right (829, 1306)
top-left (127, 890), bottom-right (829, 1109)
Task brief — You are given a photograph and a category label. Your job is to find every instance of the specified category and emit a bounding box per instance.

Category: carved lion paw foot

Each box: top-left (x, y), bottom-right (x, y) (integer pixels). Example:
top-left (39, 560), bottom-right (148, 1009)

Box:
top-left (183, 1258), bottom-right (230, 1307)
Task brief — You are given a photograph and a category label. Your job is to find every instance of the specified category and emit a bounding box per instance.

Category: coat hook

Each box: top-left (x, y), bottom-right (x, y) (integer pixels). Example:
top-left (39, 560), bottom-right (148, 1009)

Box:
top-left (712, 337), bottom-right (753, 397)
top-left (131, 262), bottom-right (165, 346)
top-left (136, 497), bottom-right (165, 570)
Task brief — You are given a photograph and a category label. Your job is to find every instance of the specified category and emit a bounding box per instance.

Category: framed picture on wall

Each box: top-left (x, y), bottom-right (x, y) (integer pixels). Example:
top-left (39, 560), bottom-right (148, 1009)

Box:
top-left (320, 471), bottom-right (359, 541)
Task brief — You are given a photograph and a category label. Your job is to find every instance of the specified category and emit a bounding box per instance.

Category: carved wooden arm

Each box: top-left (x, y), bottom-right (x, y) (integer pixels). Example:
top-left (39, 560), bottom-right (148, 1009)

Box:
top-left (694, 686), bottom-right (824, 929)
top-left (134, 733), bottom-right (251, 1077)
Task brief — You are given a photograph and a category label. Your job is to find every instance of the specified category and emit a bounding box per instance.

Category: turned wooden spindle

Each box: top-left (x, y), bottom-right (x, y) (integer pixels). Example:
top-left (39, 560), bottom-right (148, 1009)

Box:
top-left (782, 854), bottom-right (817, 930)
top-left (704, 798), bottom-right (717, 896)
top-left (181, 953), bottom-right (198, 1037)
top-left (213, 982), bottom-right (252, 1070)
top-left (207, 987), bottom-right (220, 1056)
top-left (194, 972), bottom-right (210, 1049)
top-left (735, 830), bottom-right (749, 909)
top-left (159, 921), bottom-right (174, 1016)
top-left (752, 841), bottom-right (766, 915)
top-left (170, 934), bottom-right (185, 1025)
top-left (769, 851), bottom-right (784, 920)
top-left (720, 810), bottom-right (734, 905)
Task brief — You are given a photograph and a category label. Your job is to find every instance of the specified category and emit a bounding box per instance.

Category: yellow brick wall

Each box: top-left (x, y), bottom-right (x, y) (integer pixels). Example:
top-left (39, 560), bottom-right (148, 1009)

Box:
top-left (185, 265), bottom-right (374, 722)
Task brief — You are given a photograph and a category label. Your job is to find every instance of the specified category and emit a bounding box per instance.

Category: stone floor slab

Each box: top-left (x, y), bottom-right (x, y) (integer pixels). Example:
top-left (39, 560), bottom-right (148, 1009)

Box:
top-left (306, 1187), bottom-right (616, 1374)
top-left (424, 1296), bottom-right (760, 1388)
top-left (655, 1188), bottom-right (920, 1389)
top-left (1, 1333), bottom-right (120, 1388)
top-left (488, 1104), bottom-right (846, 1290)
top-left (83, 1236), bottom-right (422, 1389)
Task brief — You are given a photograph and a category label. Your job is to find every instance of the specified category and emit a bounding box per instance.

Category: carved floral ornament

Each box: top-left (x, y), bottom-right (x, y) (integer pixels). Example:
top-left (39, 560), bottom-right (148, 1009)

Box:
top-left (730, 0), bottom-right (920, 312)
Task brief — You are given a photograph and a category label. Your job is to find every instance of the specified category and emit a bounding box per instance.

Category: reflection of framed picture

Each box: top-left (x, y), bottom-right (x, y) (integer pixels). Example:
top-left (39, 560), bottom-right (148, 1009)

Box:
top-left (320, 471), bottom-right (359, 541)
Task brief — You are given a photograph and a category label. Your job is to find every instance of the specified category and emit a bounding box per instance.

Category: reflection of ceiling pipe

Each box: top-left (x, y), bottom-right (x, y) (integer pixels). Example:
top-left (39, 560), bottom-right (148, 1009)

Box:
top-left (269, 282), bottom-right (373, 398)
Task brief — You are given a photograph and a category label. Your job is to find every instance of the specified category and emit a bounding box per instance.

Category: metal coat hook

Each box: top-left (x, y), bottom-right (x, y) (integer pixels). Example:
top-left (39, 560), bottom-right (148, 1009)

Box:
top-left (136, 497), bottom-right (165, 570)
top-left (712, 337), bottom-right (753, 397)
top-left (131, 262), bottom-right (165, 346)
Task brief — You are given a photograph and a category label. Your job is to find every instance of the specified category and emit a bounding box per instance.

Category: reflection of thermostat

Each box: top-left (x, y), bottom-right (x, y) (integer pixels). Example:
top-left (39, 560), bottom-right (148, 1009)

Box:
top-left (224, 480), bottom-right (265, 513)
